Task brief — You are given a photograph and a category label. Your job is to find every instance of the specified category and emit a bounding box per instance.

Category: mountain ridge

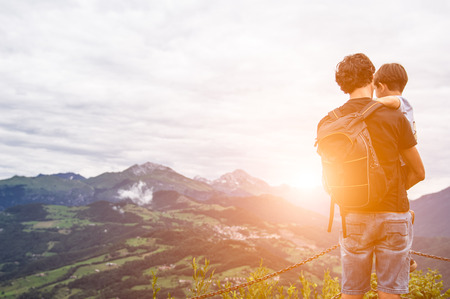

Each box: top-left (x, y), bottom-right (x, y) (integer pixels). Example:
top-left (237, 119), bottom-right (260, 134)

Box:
top-left (0, 162), bottom-right (323, 212)
top-left (0, 161), bottom-right (447, 226)
top-left (410, 186), bottom-right (450, 237)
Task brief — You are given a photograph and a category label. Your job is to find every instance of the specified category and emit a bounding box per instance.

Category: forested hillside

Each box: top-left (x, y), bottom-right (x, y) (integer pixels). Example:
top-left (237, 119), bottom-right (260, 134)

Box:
top-left (0, 191), bottom-right (340, 298)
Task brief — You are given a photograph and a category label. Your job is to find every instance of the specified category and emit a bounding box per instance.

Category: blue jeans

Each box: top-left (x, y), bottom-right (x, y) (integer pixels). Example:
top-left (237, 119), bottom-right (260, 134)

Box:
top-left (340, 212), bottom-right (413, 295)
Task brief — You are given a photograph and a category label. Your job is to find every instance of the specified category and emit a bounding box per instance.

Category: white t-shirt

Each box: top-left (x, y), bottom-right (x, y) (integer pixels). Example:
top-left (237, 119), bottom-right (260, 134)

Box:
top-left (397, 96), bottom-right (416, 140)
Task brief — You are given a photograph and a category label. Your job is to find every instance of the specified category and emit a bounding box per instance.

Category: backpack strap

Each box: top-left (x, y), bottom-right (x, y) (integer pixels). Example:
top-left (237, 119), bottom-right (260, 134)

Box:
top-left (315, 108), bottom-right (342, 147)
top-left (360, 101), bottom-right (383, 119)
top-left (328, 101), bottom-right (380, 121)
top-left (327, 200), bottom-right (335, 233)
top-left (328, 200), bottom-right (348, 238)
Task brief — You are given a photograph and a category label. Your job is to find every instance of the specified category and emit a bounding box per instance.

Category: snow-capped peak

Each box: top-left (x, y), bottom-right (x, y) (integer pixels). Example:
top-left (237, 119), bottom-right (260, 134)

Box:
top-left (127, 162), bottom-right (173, 176)
top-left (213, 169), bottom-right (269, 189)
top-left (193, 175), bottom-right (212, 184)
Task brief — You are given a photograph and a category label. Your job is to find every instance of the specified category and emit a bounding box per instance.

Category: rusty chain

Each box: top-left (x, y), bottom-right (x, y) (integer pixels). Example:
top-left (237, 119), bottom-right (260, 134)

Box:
top-left (331, 292), bottom-right (341, 299)
top-left (190, 244), bottom-right (340, 299)
top-left (411, 250), bottom-right (450, 262)
top-left (189, 245), bottom-right (450, 299)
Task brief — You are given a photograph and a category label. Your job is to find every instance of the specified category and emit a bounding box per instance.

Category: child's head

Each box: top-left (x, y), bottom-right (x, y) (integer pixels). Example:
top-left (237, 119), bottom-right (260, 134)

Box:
top-left (335, 53), bottom-right (375, 94)
top-left (374, 63), bottom-right (408, 97)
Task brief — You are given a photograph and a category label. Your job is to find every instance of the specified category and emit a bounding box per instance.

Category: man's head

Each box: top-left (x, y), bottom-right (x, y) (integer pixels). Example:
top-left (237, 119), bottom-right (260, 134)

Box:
top-left (374, 63), bottom-right (408, 97)
top-left (335, 53), bottom-right (375, 94)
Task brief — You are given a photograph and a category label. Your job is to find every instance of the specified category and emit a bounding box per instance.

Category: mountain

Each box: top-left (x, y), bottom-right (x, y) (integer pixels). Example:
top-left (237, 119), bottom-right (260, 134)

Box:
top-left (0, 162), bottom-right (217, 210)
top-left (86, 162), bottom-right (216, 202)
top-left (0, 161), bottom-right (447, 231)
top-left (210, 193), bottom-right (326, 228)
top-left (410, 186), bottom-right (450, 237)
top-left (0, 163), bottom-right (329, 215)
top-left (198, 169), bottom-right (330, 215)
top-left (49, 173), bottom-right (86, 181)
top-left (208, 169), bottom-right (272, 196)
top-left (404, 187), bottom-right (450, 288)
top-left (0, 174), bottom-right (95, 210)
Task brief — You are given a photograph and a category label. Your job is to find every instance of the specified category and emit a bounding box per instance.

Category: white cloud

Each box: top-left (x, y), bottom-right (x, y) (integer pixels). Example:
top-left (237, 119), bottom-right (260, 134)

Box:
top-left (117, 181), bottom-right (153, 206)
top-left (0, 0), bottom-right (449, 198)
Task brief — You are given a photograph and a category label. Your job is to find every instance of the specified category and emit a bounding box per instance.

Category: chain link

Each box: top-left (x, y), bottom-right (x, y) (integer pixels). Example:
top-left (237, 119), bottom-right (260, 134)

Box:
top-left (411, 250), bottom-right (450, 262)
top-left (331, 292), bottom-right (341, 299)
top-left (190, 244), bottom-right (340, 299)
top-left (189, 245), bottom-right (450, 299)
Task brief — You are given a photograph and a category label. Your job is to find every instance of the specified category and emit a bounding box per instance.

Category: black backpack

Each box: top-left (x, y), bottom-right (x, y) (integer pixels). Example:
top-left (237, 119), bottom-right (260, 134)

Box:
top-left (315, 101), bottom-right (388, 236)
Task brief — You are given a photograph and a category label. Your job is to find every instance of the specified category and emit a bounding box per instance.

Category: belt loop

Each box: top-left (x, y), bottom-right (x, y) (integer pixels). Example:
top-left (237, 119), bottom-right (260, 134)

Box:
top-left (341, 210), bottom-right (347, 238)
top-left (410, 210), bottom-right (415, 224)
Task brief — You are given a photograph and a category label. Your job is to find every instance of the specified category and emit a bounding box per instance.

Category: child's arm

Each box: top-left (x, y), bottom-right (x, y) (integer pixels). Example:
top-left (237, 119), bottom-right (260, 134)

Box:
top-left (376, 96), bottom-right (401, 109)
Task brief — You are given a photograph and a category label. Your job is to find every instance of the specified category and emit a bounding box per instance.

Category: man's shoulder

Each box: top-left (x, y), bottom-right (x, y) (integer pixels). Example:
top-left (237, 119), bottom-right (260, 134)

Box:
top-left (317, 114), bottom-right (331, 131)
top-left (317, 103), bottom-right (344, 126)
top-left (372, 104), bottom-right (404, 118)
top-left (368, 104), bottom-right (411, 135)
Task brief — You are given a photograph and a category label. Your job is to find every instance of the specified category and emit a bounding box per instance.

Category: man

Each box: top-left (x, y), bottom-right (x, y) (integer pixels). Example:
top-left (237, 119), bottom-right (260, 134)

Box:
top-left (317, 53), bottom-right (425, 298)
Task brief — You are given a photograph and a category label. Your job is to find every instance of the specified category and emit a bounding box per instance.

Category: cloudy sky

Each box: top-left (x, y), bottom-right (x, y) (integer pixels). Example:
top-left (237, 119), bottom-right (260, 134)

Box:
top-left (0, 0), bottom-right (449, 199)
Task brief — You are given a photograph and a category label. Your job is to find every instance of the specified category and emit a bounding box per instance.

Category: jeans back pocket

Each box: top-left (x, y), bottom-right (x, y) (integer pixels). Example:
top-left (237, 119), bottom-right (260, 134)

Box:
top-left (384, 220), bottom-right (408, 250)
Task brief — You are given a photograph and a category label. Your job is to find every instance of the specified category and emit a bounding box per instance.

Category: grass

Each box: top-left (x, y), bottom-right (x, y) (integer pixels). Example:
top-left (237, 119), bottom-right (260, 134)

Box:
top-left (170, 211), bottom-right (220, 226)
top-left (0, 266), bottom-right (72, 297)
top-left (71, 255), bottom-right (109, 267)
top-left (126, 237), bottom-right (150, 247)
top-left (53, 255), bottom-right (145, 286)
top-left (122, 204), bottom-right (160, 221)
top-left (215, 265), bottom-right (254, 281)
top-left (46, 205), bottom-right (95, 229)
top-left (45, 205), bottom-right (87, 219)
top-left (21, 218), bottom-right (95, 231)
top-left (32, 220), bottom-right (58, 228)
top-left (1, 253), bottom-right (147, 296)
top-left (46, 286), bottom-right (83, 299)
top-left (131, 284), bottom-right (152, 291)
top-left (134, 274), bottom-right (190, 291)
top-left (20, 205), bottom-right (95, 231)
top-left (0, 200), bottom-right (345, 298)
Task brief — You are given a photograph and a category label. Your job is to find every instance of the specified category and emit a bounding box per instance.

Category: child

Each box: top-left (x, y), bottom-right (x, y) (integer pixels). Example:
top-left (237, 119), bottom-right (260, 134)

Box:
top-left (374, 62), bottom-right (418, 272)
top-left (375, 63), bottom-right (416, 141)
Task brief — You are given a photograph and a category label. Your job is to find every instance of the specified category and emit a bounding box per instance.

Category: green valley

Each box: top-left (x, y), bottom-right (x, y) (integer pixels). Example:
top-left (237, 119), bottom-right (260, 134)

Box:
top-left (0, 191), bottom-right (341, 298)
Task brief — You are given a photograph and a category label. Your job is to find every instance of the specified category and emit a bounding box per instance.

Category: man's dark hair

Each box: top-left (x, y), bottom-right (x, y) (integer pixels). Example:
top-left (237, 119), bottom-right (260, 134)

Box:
top-left (335, 53), bottom-right (375, 94)
top-left (374, 63), bottom-right (408, 93)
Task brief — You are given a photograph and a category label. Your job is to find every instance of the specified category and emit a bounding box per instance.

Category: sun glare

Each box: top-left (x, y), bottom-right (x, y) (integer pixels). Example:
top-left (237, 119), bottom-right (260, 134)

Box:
top-left (291, 170), bottom-right (322, 190)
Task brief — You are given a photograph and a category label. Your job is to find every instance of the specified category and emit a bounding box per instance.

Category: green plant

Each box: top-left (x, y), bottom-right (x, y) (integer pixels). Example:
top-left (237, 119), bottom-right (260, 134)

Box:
top-left (298, 270), bottom-right (341, 299)
top-left (165, 259), bottom-right (450, 299)
top-left (239, 260), bottom-right (278, 298)
top-left (150, 271), bottom-right (174, 299)
top-left (151, 271), bottom-right (160, 299)
top-left (321, 270), bottom-right (340, 299)
top-left (406, 269), bottom-right (450, 298)
top-left (189, 257), bottom-right (215, 297)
